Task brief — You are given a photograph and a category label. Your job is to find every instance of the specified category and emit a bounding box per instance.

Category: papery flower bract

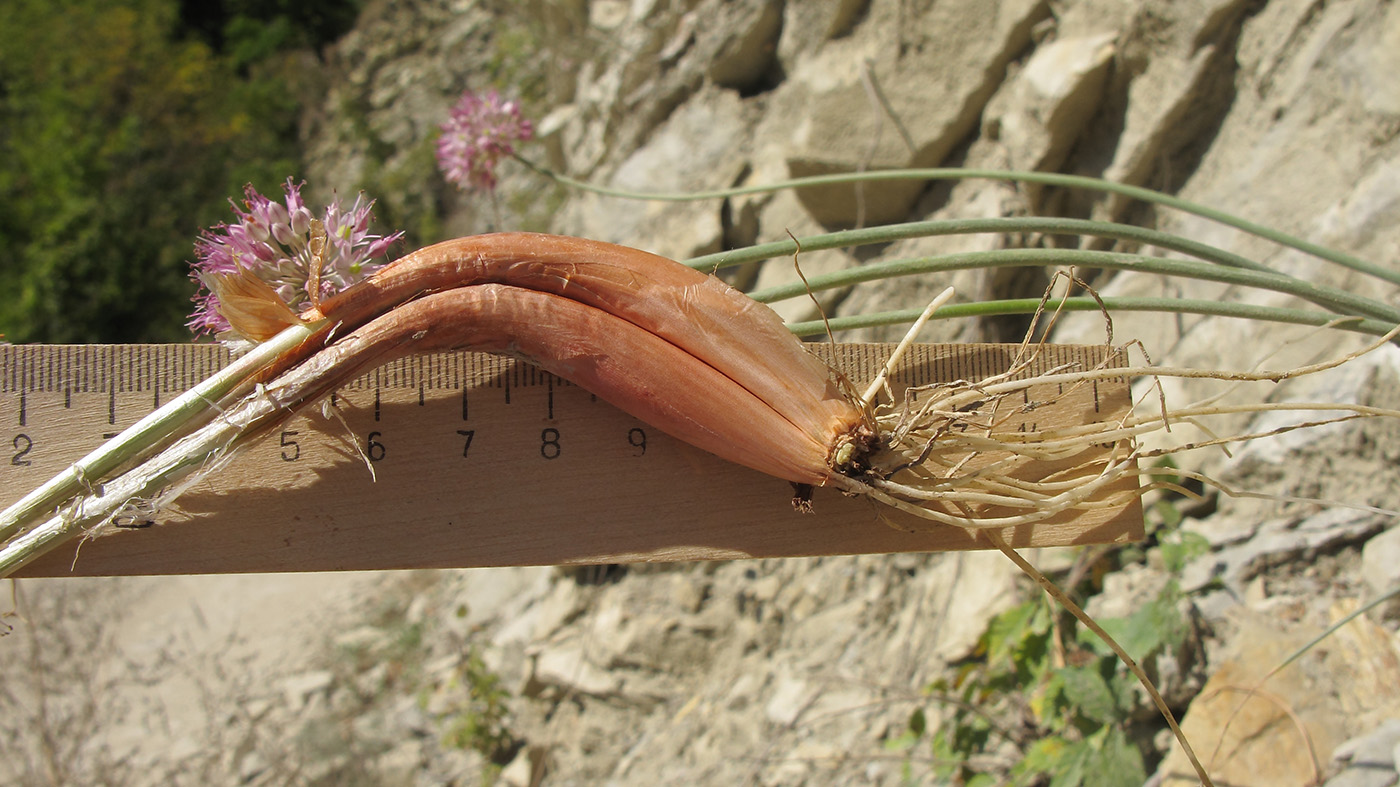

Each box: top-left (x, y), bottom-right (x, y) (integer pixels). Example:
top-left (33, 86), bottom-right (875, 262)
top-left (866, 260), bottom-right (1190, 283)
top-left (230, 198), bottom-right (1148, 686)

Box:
top-left (436, 89), bottom-right (534, 192)
top-left (188, 179), bottom-right (404, 339)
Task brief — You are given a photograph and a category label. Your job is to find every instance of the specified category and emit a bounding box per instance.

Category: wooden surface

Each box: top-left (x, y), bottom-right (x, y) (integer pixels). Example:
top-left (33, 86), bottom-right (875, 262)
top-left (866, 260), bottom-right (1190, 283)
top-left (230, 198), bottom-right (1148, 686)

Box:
top-left (0, 343), bottom-right (1143, 576)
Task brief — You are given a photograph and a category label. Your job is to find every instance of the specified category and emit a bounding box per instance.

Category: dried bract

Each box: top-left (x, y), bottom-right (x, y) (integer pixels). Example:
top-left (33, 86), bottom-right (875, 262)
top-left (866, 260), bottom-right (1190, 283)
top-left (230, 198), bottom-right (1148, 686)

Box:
top-left (188, 179), bottom-right (402, 340)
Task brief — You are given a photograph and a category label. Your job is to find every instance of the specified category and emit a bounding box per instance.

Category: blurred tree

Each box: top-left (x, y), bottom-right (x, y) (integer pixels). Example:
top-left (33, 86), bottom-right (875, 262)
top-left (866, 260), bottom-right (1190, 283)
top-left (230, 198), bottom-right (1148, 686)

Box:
top-left (175, 0), bottom-right (362, 69)
top-left (0, 0), bottom-right (359, 342)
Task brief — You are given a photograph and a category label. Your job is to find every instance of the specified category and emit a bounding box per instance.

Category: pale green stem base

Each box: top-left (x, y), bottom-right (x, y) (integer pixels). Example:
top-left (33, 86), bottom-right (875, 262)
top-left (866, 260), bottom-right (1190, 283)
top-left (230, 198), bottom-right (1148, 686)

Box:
top-left (0, 323), bottom-right (319, 546)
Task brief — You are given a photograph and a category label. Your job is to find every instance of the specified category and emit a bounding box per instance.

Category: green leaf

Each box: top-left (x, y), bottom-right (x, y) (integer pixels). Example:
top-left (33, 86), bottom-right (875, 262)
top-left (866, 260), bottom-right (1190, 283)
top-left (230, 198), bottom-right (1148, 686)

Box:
top-left (1017, 736), bottom-right (1083, 786)
top-left (1057, 666), bottom-right (1119, 725)
top-left (1019, 735), bottom-right (1070, 772)
top-left (1080, 586), bottom-right (1186, 661)
top-left (1049, 742), bottom-right (1093, 787)
top-left (1081, 727), bottom-right (1147, 787)
top-left (1148, 498), bottom-right (1184, 533)
top-left (1016, 728), bottom-right (1145, 787)
top-left (980, 600), bottom-right (1039, 663)
top-left (1159, 530), bottom-right (1212, 574)
top-left (883, 729), bottom-right (919, 753)
top-left (1030, 669), bottom-right (1066, 725)
top-left (909, 706), bottom-right (927, 737)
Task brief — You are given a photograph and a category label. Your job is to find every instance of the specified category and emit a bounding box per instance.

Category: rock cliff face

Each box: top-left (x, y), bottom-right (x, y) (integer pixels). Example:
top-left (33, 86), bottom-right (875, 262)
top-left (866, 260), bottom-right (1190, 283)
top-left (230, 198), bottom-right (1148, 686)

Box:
top-left (6, 1), bottom-right (1399, 785)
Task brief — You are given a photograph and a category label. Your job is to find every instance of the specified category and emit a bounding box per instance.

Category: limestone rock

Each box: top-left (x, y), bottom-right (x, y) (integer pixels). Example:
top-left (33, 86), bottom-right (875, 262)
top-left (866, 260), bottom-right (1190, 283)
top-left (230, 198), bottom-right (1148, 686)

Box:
top-left (524, 646), bottom-right (623, 699)
top-left (566, 87), bottom-right (749, 259)
top-left (279, 670), bottom-right (335, 711)
top-left (1086, 0), bottom-right (1255, 219)
top-left (1327, 719), bottom-right (1400, 787)
top-left (1181, 510), bottom-right (1385, 594)
top-left (777, 0), bottom-right (871, 66)
top-left (1157, 603), bottom-right (1400, 787)
top-left (1362, 527), bottom-right (1400, 619)
top-left (985, 32), bottom-right (1117, 202)
top-left (932, 551), bottom-right (1022, 662)
top-left (783, 0), bottom-right (1051, 227)
top-left (763, 670), bottom-right (813, 726)
top-left (706, 0), bottom-right (782, 90)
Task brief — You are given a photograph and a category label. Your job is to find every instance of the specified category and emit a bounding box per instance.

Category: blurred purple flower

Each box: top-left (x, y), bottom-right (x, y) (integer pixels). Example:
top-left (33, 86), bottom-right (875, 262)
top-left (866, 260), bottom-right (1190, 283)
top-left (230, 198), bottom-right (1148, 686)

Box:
top-left (436, 89), bottom-right (534, 192)
top-left (188, 179), bottom-right (403, 337)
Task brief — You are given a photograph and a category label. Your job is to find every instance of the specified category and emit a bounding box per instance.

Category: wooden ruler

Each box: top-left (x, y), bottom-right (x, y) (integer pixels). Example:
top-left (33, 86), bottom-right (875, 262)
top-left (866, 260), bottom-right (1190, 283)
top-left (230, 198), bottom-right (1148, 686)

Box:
top-left (0, 343), bottom-right (1142, 576)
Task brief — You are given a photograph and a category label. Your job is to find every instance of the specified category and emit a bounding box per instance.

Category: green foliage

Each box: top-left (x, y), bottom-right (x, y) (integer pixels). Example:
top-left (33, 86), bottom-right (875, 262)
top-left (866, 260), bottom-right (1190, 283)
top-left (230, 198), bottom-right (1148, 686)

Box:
top-left (0, 0), bottom-right (320, 342)
top-left (1015, 727), bottom-right (1146, 787)
top-left (438, 650), bottom-right (517, 766)
top-left (901, 586), bottom-right (1191, 787)
top-left (1136, 458), bottom-right (1214, 573)
top-left (177, 0), bottom-right (364, 71)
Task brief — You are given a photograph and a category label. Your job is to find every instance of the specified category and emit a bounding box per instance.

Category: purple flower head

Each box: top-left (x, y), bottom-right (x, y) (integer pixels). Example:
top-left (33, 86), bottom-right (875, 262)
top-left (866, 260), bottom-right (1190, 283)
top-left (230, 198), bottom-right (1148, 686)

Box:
top-left (436, 89), bottom-right (534, 192)
top-left (188, 178), bottom-right (404, 338)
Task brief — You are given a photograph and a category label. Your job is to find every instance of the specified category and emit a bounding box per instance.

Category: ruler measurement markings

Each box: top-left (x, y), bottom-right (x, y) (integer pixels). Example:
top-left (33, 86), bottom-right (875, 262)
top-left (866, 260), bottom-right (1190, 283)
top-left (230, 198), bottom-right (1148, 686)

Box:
top-left (73, 346), bottom-right (87, 394)
top-left (81, 343), bottom-right (94, 392)
top-left (2, 343), bottom-right (1122, 502)
top-left (3, 342), bottom-right (1144, 577)
top-left (97, 346), bottom-right (109, 396)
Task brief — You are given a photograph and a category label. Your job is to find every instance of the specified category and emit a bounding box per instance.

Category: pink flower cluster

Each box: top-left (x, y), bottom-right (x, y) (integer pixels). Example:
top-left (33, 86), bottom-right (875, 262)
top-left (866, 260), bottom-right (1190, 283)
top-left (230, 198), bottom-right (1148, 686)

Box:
top-left (436, 89), bottom-right (534, 193)
top-left (188, 179), bottom-right (403, 336)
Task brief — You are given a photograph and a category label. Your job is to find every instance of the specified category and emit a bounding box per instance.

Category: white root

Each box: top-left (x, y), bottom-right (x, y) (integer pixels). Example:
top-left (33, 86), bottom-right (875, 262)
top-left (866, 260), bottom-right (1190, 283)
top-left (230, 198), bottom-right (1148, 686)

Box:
top-left (858, 321), bottom-right (1400, 530)
top-left (860, 286), bottom-right (955, 409)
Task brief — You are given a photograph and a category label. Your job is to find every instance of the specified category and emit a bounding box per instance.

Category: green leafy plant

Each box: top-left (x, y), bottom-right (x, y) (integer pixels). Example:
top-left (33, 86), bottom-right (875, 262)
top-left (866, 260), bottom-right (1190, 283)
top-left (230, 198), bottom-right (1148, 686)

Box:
top-left (1139, 458), bottom-right (1213, 575)
top-left (901, 585), bottom-right (1191, 787)
top-left (437, 650), bottom-right (518, 767)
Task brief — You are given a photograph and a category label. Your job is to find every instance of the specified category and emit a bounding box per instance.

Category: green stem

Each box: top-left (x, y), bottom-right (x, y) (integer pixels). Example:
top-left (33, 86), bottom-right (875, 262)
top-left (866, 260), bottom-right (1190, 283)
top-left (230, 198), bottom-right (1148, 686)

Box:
top-left (784, 298), bottom-right (1395, 339)
top-left (523, 159), bottom-right (1400, 286)
top-left (686, 216), bottom-right (1273, 275)
top-left (687, 216), bottom-right (1399, 326)
top-left (0, 322), bottom-right (319, 545)
top-left (745, 248), bottom-right (1400, 326)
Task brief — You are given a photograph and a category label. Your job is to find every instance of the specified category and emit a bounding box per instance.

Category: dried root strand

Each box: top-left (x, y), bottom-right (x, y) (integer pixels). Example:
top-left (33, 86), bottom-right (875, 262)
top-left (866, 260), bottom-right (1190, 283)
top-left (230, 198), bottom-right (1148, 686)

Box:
top-left (851, 315), bottom-right (1400, 532)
